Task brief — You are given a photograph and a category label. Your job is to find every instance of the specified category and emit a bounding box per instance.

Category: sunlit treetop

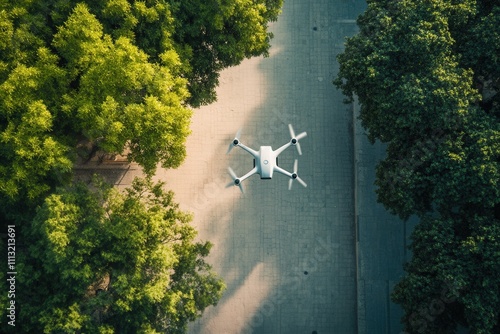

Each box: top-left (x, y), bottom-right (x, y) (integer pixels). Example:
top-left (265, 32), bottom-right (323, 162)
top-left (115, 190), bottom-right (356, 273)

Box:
top-left (10, 177), bottom-right (225, 333)
top-left (0, 0), bottom-right (283, 204)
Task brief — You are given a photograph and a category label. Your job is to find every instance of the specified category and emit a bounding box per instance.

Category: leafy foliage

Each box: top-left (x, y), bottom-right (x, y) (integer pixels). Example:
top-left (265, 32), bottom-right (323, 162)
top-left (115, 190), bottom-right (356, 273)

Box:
top-left (335, 0), bottom-right (500, 332)
top-left (0, 99), bottom-right (72, 201)
top-left (335, 0), bottom-right (499, 220)
top-left (375, 108), bottom-right (500, 219)
top-left (0, 0), bottom-right (282, 330)
top-left (392, 215), bottom-right (500, 334)
top-left (167, 0), bottom-right (283, 106)
top-left (335, 0), bottom-right (479, 144)
top-left (0, 2), bottom-right (189, 208)
top-left (0, 0), bottom-right (283, 205)
top-left (53, 3), bottom-right (192, 174)
top-left (9, 177), bottom-right (224, 333)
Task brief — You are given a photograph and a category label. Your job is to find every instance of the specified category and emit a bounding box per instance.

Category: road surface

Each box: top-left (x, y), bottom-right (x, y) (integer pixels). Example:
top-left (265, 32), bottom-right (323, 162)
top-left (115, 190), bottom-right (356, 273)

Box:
top-left (109, 0), bottom-right (410, 332)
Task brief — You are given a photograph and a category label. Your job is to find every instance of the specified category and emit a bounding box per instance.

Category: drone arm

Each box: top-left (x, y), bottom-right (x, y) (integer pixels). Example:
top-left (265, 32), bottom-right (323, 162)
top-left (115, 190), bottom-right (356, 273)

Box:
top-left (273, 142), bottom-right (292, 157)
top-left (237, 143), bottom-right (259, 158)
top-left (273, 165), bottom-right (293, 178)
top-left (239, 167), bottom-right (258, 182)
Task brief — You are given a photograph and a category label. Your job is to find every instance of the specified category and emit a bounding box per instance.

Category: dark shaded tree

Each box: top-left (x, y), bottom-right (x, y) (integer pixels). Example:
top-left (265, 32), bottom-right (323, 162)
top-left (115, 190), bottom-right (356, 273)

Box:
top-left (392, 215), bottom-right (500, 334)
top-left (335, 0), bottom-right (500, 332)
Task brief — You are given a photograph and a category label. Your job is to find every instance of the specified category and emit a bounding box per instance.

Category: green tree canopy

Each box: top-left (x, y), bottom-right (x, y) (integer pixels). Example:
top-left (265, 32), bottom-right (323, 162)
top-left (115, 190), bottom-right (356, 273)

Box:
top-left (335, 0), bottom-right (479, 144)
top-left (392, 215), bottom-right (500, 334)
top-left (6, 177), bottom-right (224, 333)
top-left (335, 0), bottom-right (499, 218)
top-left (0, 0), bottom-right (284, 331)
top-left (167, 0), bottom-right (283, 106)
top-left (52, 3), bottom-right (192, 174)
top-left (0, 2), bottom-right (190, 208)
top-left (0, 0), bottom-right (283, 207)
top-left (375, 107), bottom-right (500, 219)
top-left (335, 0), bottom-right (500, 332)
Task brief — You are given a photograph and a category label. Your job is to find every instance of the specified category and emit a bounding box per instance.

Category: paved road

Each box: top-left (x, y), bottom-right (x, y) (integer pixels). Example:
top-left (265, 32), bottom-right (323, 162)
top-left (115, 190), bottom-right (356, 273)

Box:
top-left (354, 100), bottom-right (413, 334)
top-left (109, 0), bottom-right (411, 333)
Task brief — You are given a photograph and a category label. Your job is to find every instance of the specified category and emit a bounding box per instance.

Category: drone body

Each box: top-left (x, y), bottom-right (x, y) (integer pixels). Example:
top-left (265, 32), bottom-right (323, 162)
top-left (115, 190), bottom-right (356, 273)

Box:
top-left (227, 124), bottom-right (307, 192)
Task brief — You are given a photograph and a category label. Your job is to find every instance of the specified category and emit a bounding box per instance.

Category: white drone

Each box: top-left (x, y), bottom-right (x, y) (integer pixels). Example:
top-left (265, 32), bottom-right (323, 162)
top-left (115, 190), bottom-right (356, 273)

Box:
top-left (226, 124), bottom-right (307, 193)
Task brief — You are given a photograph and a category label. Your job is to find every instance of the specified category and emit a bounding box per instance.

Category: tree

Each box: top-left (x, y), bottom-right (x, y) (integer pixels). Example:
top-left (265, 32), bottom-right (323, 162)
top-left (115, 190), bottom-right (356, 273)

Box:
top-left (0, 0), bottom-right (285, 331)
top-left (334, 0), bottom-right (479, 144)
top-left (334, 0), bottom-right (499, 219)
top-left (5, 177), bottom-right (224, 333)
top-left (334, 0), bottom-right (500, 332)
top-left (392, 215), bottom-right (500, 334)
top-left (52, 3), bottom-right (192, 174)
top-left (166, 0), bottom-right (283, 106)
top-left (37, 0), bottom-right (283, 107)
top-left (0, 0), bottom-right (283, 206)
top-left (334, 0), bottom-right (500, 217)
top-left (374, 107), bottom-right (500, 219)
top-left (0, 2), bottom-right (191, 210)
top-left (0, 98), bottom-right (73, 201)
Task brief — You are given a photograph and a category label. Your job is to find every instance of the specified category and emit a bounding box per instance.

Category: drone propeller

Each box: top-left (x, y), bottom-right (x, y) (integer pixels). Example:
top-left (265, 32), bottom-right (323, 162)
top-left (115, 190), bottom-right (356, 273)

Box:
top-left (227, 167), bottom-right (244, 193)
top-left (288, 159), bottom-right (307, 190)
top-left (288, 124), bottom-right (307, 155)
top-left (227, 128), bottom-right (242, 154)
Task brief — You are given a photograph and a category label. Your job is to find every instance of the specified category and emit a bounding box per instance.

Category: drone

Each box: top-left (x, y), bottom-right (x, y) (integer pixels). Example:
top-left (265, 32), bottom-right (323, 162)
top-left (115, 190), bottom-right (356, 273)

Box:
top-left (226, 124), bottom-right (307, 193)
